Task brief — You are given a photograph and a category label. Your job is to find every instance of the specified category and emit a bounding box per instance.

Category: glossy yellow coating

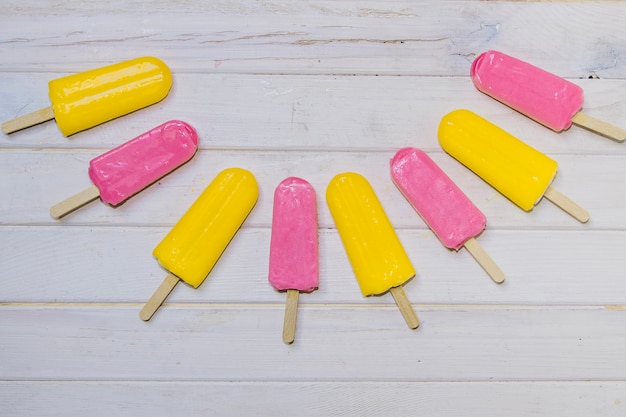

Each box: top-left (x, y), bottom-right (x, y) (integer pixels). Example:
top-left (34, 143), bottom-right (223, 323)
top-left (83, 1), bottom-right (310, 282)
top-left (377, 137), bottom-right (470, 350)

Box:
top-left (153, 168), bottom-right (258, 288)
top-left (438, 109), bottom-right (558, 211)
top-left (326, 172), bottom-right (415, 296)
top-left (48, 56), bottom-right (172, 136)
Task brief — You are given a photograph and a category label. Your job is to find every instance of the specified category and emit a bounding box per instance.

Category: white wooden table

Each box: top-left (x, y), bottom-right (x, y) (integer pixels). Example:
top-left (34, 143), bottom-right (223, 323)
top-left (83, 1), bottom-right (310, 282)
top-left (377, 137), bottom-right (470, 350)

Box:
top-left (1, 1), bottom-right (625, 416)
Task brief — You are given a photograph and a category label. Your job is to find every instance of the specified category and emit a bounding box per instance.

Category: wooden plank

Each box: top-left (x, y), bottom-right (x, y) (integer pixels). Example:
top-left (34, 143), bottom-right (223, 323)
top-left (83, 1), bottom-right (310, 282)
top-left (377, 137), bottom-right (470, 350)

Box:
top-left (2, 381), bottom-right (625, 417)
top-left (0, 226), bottom-right (625, 305)
top-left (1, 306), bottom-right (625, 381)
top-left (0, 2), bottom-right (624, 78)
top-left (0, 150), bottom-right (619, 229)
top-left (1, 74), bottom-right (625, 154)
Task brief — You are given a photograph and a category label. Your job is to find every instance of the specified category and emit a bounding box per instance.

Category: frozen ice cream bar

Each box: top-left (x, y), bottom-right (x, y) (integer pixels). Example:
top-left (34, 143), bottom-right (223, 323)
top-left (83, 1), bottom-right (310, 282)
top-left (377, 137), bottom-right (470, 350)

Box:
top-left (2, 56), bottom-right (172, 136)
top-left (327, 172), bottom-right (419, 329)
top-left (391, 147), bottom-right (504, 283)
top-left (269, 178), bottom-right (319, 291)
top-left (438, 109), bottom-right (589, 223)
top-left (140, 168), bottom-right (259, 321)
top-left (471, 50), bottom-right (625, 142)
top-left (50, 120), bottom-right (198, 219)
top-left (268, 177), bottom-right (319, 343)
top-left (391, 148), bottom-right (486, 250)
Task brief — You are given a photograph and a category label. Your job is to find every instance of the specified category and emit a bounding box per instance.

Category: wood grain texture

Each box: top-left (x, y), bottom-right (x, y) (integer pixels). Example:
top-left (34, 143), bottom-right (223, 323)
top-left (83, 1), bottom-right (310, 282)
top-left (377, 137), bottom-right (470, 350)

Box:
top-left (1, 306), bottom-right (625, 381)
top-left (543, 185), bottom-right (590, 224)
top-left (139, 272), bottom-right (181, 321)
top-left (0, 151), bottom-right (618, 229)
top-left (463, 237), bottom-right (505, 284)
top-left (0, 1), bottom-right (625, 78)
top-left (2, 75), bottom-right (625, 153)
top-left (389, 285), bottom-right (420, 329)
top-left (1, 1), bottom-right (625, 416)
top-left (282, 289), bottom-right (299, 344)
top-left (1, 227), bottom-right (625, 305)
top-left (1, 381), bottom-right (624, 417)
top-left (50, 184), bottom-right (100, 219)
top-left (572, 111), bottom-right (626, 143)
top-left (1, 106), bottom-right (54, 134)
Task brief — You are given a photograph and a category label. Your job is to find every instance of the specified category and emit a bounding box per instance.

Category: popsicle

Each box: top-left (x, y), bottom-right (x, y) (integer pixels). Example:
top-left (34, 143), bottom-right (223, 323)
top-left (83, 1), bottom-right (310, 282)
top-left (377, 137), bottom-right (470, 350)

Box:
top-left (471, 50), bottom-right (625, 142)
top-left (391, 147), bottom-right (504, 284)
top-left (2, 56), bottom-right (172, 136)
top-left (140, 167), bottom-right (259, 321)
top-left (326, 172), bottom-right (419, 329)
top-left (438, 109), bottom-right (589, 223)
top-left (50, 120), bottom-right (198, 219)
top-left (268, 177), bottom-right (319, 344)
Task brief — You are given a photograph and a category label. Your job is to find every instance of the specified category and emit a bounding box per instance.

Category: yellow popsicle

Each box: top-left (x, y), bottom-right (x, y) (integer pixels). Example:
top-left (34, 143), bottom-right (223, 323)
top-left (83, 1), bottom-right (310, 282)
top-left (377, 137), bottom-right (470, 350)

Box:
top-left (140, 168), bottom-right (259, 321)
top-left (438, 110), bottom-right (589, 222)
top-left (3, 57), bottom-right (172, 136)
top-left (327, 172), bottom-right (419, 329)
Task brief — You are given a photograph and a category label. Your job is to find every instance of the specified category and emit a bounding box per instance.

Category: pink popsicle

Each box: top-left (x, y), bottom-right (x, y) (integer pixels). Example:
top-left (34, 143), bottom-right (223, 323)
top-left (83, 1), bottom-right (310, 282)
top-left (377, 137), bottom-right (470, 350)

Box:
top-left (268, 177), bottom-right (319, 344)
top-left (390, 147), bottom-right (504, 283)
top-left (51, 120), bottom-right (198, 219)
top-left (471, 50), bottom-right (625, 142)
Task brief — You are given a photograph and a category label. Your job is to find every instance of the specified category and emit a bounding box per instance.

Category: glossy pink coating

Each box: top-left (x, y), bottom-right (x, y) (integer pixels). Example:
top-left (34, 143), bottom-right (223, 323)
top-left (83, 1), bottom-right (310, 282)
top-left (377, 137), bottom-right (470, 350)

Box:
top-left (268, 177), bottom-right (319, 292)
top-left (390, 147), bottom-right (486, 250)
top-left (471, 50), bottom-right (584, 132)
top-left (88, 120), bottom-right (198, 206)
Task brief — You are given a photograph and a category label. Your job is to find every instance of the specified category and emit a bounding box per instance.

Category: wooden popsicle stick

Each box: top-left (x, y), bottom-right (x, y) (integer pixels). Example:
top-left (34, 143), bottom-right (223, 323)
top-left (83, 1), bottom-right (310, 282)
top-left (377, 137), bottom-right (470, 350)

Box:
top-left (571, 111), bottom-right (626, 143)
top-left (2, 106), bottom-right (55, 134)
top-left (282, 289), bottom-right (299, 344)
top-left (543, 186), bottom-right (590, 223)
top-left (50, 185), bottom-right (100, 220)
top-left (463, 237), bottom-right (505, 284)
top-left (389, 286), bottom-right (419, 329)
top-left (139, 272), bottom-right (180, 321)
